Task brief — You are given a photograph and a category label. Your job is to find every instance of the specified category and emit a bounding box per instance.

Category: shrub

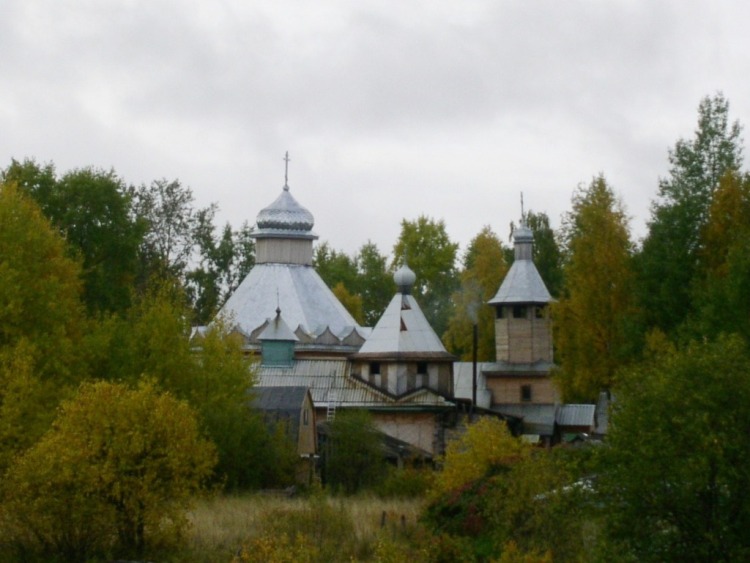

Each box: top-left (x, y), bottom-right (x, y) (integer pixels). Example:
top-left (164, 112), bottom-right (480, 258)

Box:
top-left (0, 380), bottom-right (216, 561)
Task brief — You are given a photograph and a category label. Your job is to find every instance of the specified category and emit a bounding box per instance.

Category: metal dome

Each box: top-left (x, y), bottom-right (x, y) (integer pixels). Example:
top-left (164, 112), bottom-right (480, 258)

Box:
top-left (255, 185), bottom-right (315, 233)
top-left (393, 263), bottom-right (417, 294)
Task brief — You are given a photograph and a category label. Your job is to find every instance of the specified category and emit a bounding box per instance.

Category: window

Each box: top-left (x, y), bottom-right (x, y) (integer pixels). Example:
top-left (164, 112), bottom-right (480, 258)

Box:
top-left (513, 305), bottom-right (527, 319)
top-left (521, 384), bottom-right (532, 402)
top-left (535, 306), bottom-right (545, 319)
top-left (417, 361), bottom-right (428, 375)
top-left (496, 306), bottom-right (506, 319)
top-left (370, 362), bottom-right (381, 375)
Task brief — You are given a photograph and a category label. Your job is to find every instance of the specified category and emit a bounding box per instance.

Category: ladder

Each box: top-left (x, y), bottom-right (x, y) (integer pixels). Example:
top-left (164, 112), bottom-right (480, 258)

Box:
top-left (327, 391), bottom-right (337, 421)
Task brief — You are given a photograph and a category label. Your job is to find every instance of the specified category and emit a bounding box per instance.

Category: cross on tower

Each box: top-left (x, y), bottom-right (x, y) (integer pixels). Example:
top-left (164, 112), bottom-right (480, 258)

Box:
top-left (283, 151), bottom-right (291, 187)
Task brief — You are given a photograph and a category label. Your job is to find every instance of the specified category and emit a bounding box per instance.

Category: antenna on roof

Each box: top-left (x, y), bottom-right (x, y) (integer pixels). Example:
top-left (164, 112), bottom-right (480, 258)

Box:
top-left (283, 151), bottom-right (291, 190)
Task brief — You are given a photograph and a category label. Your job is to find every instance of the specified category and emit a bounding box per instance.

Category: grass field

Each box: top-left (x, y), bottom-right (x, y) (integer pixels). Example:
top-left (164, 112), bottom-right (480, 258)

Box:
top-left (182, 492), bottom-right (427, 562)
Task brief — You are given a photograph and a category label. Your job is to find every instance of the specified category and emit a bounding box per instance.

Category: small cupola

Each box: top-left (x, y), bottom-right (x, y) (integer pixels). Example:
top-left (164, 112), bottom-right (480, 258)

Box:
top-left (258, 307), bottom-right (299, 366)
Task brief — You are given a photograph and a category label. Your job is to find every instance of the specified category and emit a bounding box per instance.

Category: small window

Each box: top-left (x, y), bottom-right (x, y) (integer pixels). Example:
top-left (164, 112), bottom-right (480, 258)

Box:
top-left (513, 305), bottom-right (527, 319)
top-left (521, 385), bottom-right (532, 402)
top-left (496, 307), bottom-right (506, 319)
top-left (535, 306), bottom-right (545, 319)
top-left (370, 362), bottom-right (381, 375)
top-left (417, 361), bottom-right (428, 375)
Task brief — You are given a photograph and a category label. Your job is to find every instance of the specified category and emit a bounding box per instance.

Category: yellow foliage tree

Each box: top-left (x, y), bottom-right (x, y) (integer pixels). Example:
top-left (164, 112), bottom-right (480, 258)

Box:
top-left (1, 380), bottom-right (216, 560)
top-left (444, 226), bottom-right (508, 361)
top-left (553, 176), bottom-right (637, 402)
top-left (433, 417), bottom-right (529, 497)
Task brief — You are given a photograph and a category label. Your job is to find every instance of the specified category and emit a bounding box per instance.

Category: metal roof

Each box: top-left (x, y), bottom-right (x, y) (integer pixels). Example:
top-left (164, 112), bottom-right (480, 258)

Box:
top-left (556, 404), bottom-right (596, 427)
top-left (258, 310), bottom-right (299, 341)
top-left (492, 403), bottom-right (557, 436)
top-left (488, 259), bottom-right (552, 305)
top-left (452, 361), bottom-right (493, 409)
top-left (253, 185), bottom-right (316, 239)
top-left (255, 359), bottom-right (454, 409)
top-left (218, 263), bottom-right (360, 337)
top-left (354, 293), bottom-right (453, 359)
top-left (250, 386), bottom-right (309, 412)
top-left (482, 360), bottom-right (555, 376)
top-left (488, 220), bottom-right (552, 305)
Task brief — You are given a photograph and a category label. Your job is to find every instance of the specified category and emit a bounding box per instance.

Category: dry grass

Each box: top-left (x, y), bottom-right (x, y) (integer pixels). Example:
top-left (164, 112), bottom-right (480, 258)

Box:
top-left (184, 492), bottom-right (426, 562)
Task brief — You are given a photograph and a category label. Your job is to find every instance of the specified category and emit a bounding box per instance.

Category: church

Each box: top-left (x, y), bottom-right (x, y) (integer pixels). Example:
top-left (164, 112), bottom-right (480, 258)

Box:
top-left (203, 159), bottom-right (605, 459)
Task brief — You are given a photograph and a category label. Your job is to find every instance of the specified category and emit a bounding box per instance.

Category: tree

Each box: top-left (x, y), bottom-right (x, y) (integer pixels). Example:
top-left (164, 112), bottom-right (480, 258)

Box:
top-left (0, 182), bottom-right (88, 468)
top-left (356, 241), bottom-right (394, 326)
top-left (392, 216), bottom-right (459, 337)
top-left (130, 178), bottom-right (203, 286)
top-left (524, 211), bottom-right (564, 298)
top-left (637, 94), bottom-right (744, 335)
top-left (691, 171), bottom-right (750, 341)
top-left (598, 335), bottom-right (750, 561)
top-left (444, 226), bottom-right (508, 360)
top-left (0, 181), bottom-right (86, 378)
top-left (553, 176), bottom-right (637, 402)
top-left (186, 207), bottom-right (256, 324)
top-left (323, 410), bottom-right (387, 494)
top-left (314, 241), bottom-right (360, 293)
top-left (87, 284), bottom-right (279, 490)
top-left (3, 159), bottom-right (145, 314)
top-left (1, 380), bottom-right (216, 560)
top-left (425, 417), bottom-right (589, 561)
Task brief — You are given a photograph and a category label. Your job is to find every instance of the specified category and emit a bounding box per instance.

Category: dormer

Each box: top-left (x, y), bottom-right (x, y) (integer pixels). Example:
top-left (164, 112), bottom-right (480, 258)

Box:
top-left (258, 308), bottom-right (299, 366)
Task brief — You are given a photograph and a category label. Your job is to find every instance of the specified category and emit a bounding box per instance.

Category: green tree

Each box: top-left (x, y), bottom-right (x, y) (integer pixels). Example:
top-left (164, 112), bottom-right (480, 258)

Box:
top-left (131, 178), bottom-right (204, 286)
top-left (553, 176), bottom-right (637, 402)
top-left (0, 181), bottom-right (86, 378)
top-left (88, 284), bottom-right (280, 489)
top-left (691, 171), bottom-right (750, 341)
top-left (1, 380), bottom-right (216, 560)
top-left (323, 410), bottom-right (387, 494)
top-left (524, 211), bottom-right (564, 298)
top-left (187, 207), bottom-right (256, 324)
top-left (356, 241), bottom-right (394, 326)
top-left (598, 335), bottom-right (750, 561)
top-left (314, 241), bottom-right (360, 293)
top-left (392, 216), bottom-right (459, 337)
top-left (444, 226), bottom-right (507, 360)
top-left (637, 94), bottom-right (744, 335)
top-left (0, 182), bottom-right (89, 471)
top-left (3, 159), bottom-right (145, 314)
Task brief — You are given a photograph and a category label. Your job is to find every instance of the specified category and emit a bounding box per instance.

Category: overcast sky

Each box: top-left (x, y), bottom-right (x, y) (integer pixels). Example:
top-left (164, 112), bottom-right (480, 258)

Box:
top-left (2, 1), bottom-right (749, 258)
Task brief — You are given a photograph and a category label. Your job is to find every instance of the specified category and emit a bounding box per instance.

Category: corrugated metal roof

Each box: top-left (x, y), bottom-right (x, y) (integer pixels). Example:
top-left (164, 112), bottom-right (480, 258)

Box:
top-left (255, 359), bottom-right (453, 409)
top-left (219, 263), bottom-right (360, 337)
top-left (354, 293), bottom-right (452, 358)
top-left (250, 386), bottom-right (309, 412)
top-left (556, 404), bottom-right (595, 427)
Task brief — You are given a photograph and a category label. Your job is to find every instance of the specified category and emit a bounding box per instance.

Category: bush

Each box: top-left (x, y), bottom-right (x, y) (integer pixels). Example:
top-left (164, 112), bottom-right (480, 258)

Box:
top-left (0, 380), bottom-right (216, 561)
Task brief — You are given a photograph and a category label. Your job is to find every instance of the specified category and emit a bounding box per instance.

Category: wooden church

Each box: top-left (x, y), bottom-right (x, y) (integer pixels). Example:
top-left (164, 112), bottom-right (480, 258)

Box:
top-left (201, 157), bottom-right (604, 462)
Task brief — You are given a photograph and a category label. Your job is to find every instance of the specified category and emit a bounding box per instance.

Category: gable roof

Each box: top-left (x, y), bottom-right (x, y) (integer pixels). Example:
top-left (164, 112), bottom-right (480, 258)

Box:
top-left (256, 359), bottom-right (454, 410)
